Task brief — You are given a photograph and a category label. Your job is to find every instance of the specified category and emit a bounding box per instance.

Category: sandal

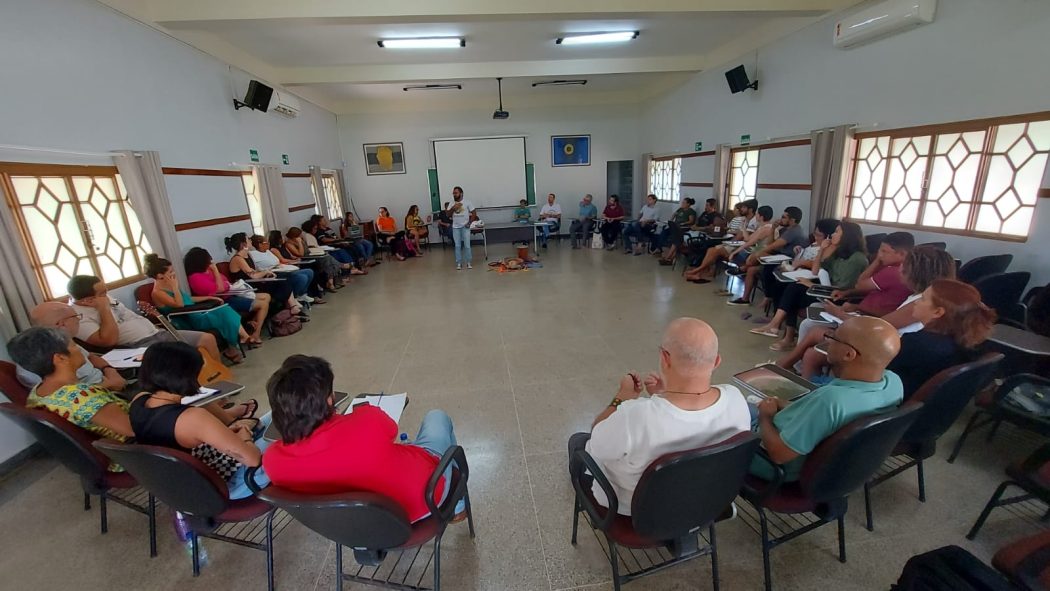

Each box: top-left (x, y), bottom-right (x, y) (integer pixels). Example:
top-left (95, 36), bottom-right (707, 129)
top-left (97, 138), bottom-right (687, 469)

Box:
top-left (769, 341), bottom-right (795, 352)
top-left (229, 417), bottom-right (260, 432)
top-left (688, 278), bottom-right (711, 284)
top-left (235, 399), bottom-right (258, 419)
top-left (749, 327), bottom-right (781, 337)
top-left (223, 350), bottom-right (244, 364)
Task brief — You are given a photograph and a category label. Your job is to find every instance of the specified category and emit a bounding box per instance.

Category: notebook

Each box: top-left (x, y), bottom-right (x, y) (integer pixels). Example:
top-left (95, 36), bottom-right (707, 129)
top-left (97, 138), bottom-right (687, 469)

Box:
top-left (102, 347), bottom-right (148, 369)
top-left (759, 254), bottom-right (791, 264)
top-left (733, 364), bottom-right (817, 402)
top-left (348, 393), bottom-right (408, 424)
top-left (806, 284), bottom-right (838, 299)
top-left (774, 269), bottom-right (817, 283)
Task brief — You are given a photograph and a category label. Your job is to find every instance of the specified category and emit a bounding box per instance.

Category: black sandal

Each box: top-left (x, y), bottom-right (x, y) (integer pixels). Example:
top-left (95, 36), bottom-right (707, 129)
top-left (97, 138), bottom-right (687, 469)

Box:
top-left (234, 398), bottom-right (258, 419)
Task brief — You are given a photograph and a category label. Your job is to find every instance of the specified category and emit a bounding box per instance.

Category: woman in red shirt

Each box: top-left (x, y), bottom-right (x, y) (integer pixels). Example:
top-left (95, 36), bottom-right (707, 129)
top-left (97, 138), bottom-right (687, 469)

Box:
top-left (600, 195), bottom-right (626, 251)
top-left (262, 355), bottom-right (464, 522)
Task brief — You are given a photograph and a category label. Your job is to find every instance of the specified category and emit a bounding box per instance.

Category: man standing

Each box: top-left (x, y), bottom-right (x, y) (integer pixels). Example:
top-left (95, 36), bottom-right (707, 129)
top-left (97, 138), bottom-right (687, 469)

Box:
top-left (569, 317), bottom-right (751, 515)
top-left (446, 186), bottom-right (476, 270)
top-left (751, 316), bottom-right (903, 481)
top-left (623, 194), bottom-right (662, 255)
top-left (15, 302), bottom-right (126, 391)
top-left (538, 193), bottom-right (562, 248)
top-left (569, 194), bottom-right (598, 249)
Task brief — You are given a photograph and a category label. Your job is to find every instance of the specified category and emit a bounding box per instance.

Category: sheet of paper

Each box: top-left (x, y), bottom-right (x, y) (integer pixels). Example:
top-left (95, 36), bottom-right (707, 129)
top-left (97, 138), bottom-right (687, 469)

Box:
top-left (181, 386), bottom-right (220, 405)
top-left (783, 269), bottom-right (817, 281)
top-left (819, 311), bottom-right (845, 324)
top-left (101, 347), bottom-right (148, 368)
top-left (321, 245), bottom-right (336, 251)
top-left (347, 393), bottom-right (407, 424)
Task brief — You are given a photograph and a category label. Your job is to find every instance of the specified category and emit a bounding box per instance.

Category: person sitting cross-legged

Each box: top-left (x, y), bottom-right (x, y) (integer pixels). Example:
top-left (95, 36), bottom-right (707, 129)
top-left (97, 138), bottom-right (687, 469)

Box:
top-left (750, 316), bottom-right (903, 482)
top-left (727, 206), bottom-right (810, 306)
top-left (262, 355), bottom-right (467, 522)
top-left (569, 194), bottom-right (598, 249)
top-left (569, 317), bottom-right (751, 515)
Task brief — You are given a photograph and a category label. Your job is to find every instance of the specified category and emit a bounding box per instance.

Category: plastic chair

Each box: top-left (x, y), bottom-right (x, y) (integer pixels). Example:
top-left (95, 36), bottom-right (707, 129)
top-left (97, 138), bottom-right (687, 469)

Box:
top-left (967, 442), bottom-right (1050, 540)
top-left (918, 241), bottom-right (947, 250)
top-left (863, 353), bottom-right (1003, 531)
top-left (741, 403), bottom-right (922, 591)
top-left (992, 530), bottom-right (1050, 589)
top-left (570, 432), bottom-right (760, 591)
top-left (251, 446), bottom-right (475, 591)
top-left (974, 271), bottom-right (1031, 326)
top-left (958, 254), bottom-right (1013, 285)
top-left (0, 360), bottom-right (30, 406)
top-left (864, 233), bottom-right (886, 259)
top-left (0, 403), bottom-right (146, 535)
top-left (93, 440), bottom-right (279, 590)
top-left (949, 373), bottom-right (1050, 463)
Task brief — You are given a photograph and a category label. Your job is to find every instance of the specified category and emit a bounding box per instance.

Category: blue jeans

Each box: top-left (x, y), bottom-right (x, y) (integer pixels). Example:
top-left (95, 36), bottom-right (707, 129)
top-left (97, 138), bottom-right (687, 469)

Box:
top-left (229, 412), bottom-right (273, 499)
top-left (623, 222), bottom-right (656, 251)
top-left (356, 239), bottom-right (374, 259)
top-left (539, 220), bottom-right (560, 245)
top-left (411, 410), bottom-right (465, 515)
top-left (280, 269), bottom-right (312, 297)
top-left (328, 248), bottom-right (352, 265)
top-left (452, 226), bottom-right (472, 264)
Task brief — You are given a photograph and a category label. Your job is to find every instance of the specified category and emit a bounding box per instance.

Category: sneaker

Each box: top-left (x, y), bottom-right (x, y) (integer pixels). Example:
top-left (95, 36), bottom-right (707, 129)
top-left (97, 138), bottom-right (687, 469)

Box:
top-left (456, 264), bottom-right (462, 270)
top-left (466, 263), bottom-right (473, 269)
top-left (297, 294), bottom-right (315, 304)
top-left (727, 298), bottom-right (750, 306)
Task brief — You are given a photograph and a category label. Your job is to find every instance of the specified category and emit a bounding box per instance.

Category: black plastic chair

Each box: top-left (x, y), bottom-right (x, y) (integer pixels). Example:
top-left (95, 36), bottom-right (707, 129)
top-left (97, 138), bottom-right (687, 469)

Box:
top-left (864, 233), bottom-right (887, 259)
top-left (958, 254), bottom-right (1013, 285)
top-left (974, 271), bottom-right (1031, 326)
top-left (0, 360), bottom-right (30, 406)
top-left (93, 440), bottom-right (279, 590)
top-left (569, 432), bottom-right (760, 591)
top-left (863, 353), bottom-right (1004, 531)
top-left (252, 445), bottom-right (474, 591)
top-left (967, 442), bottom-right (1050, 540)
top-left (742, 403), bottom-right (922, 591)
top-left (0, 403), bottom-right (147, 534)
top-left (918, 241), bottom-right (947, 250)
top-left (992, 530), bottom-right (1050, 589)
top-left (949, 373), bottom-right (1050, 463)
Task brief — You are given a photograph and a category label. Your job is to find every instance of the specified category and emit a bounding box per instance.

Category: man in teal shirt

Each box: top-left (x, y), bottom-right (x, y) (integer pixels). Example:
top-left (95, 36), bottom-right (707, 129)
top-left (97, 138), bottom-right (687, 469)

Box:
top-left (751, 316), bottom-right (903, 481)
top-left (570, 194), bottom-right (599, 249)
top-left (513, 199), bottom-right (531, 224)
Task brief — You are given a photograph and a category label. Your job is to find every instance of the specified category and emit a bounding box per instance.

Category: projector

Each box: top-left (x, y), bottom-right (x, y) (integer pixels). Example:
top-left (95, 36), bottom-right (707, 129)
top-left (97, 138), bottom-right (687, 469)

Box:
top-left (492, 109), bottom-right (510, 120)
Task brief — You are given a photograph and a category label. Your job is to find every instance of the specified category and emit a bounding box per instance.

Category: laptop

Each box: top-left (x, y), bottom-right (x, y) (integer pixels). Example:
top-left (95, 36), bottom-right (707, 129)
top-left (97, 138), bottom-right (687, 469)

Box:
top-left (733, 364), bottom-right (817, 402)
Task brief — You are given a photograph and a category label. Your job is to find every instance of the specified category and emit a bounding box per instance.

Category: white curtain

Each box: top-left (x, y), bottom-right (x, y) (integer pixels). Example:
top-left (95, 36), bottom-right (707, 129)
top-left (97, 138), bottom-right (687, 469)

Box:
top-left (308, 165), bottom-right (329, 220)
top-left (640, 154), bottom-right (652, 217)
top-left (0, 183), bottom-right (43, 341)
top-left (113, 150), bottom-right (186, 290)
top-left (712, 144), bottom-right (732, 212)
top-left (809, 125), bottom-right (855, 228)
top-left (252, 165), bottom-right (291, 235)
top-left (334, 169), bottom-right (351, 218)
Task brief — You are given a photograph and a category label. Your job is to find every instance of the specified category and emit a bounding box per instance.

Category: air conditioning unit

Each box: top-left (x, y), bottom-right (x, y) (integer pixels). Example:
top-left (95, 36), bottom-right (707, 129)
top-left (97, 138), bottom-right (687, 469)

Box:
top-left (272, 90), bottom-right (301, 118)
top-left (833, 0), bottom-right (936, 49)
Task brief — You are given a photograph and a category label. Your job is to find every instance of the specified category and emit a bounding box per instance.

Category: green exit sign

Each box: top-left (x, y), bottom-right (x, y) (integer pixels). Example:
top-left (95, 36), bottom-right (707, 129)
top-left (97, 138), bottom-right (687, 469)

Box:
top-left (694, 142), bottom-right (703, 152)
top-left (249, 148), bottom-right (260, 162)
top-left (282, 154), bottom-right (290, 165)
top-left (741, 134), bottom-right (751, 146)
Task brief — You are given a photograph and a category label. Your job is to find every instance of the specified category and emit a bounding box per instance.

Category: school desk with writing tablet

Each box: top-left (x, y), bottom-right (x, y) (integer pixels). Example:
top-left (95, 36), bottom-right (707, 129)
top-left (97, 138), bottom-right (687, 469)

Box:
top-left (733, 364), bottom-right (817, 402)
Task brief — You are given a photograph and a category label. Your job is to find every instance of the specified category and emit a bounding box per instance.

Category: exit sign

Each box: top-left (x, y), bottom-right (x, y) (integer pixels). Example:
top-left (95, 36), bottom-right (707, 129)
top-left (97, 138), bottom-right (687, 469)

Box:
top-left (694, 142), bottom-right (703, 152)
top-left (249, 148), bottom-right (260, 162)
top-left (741, 134), bottom-right (751, 145)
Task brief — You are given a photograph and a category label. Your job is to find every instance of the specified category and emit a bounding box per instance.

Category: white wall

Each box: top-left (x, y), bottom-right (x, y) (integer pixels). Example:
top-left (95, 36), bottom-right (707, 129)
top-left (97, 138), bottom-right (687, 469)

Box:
top-left (0, 0), bottom-right (340, 464)
top-left (640, 0), bottom-right (1050, 284)
top-left (337, 104), bottom-right (640, 224)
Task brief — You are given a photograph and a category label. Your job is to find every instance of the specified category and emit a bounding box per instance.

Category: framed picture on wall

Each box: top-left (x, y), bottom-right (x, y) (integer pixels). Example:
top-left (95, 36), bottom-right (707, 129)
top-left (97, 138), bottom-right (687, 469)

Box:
top-left (551, 135), bottom-right (591, 167)
top-left (363, 142), bottom-right (406, 175)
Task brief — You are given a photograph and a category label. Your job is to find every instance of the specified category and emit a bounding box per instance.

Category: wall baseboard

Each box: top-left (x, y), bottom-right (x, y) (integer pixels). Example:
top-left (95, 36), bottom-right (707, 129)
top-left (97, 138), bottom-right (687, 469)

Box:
top-left (0, 443), bottom-right (43, 480)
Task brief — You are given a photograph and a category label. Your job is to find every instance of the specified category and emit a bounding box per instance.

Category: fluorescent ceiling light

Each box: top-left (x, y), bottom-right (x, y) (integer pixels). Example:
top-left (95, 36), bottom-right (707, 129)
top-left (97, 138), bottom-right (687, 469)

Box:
top-left (403, 84), bottom-right (463, 91)
top-left (379, 37), bottom-right (465, 49)
top-left (532, 79), bottom-right (588, 87)
top-left (556, 31), bottom-right (638, 45)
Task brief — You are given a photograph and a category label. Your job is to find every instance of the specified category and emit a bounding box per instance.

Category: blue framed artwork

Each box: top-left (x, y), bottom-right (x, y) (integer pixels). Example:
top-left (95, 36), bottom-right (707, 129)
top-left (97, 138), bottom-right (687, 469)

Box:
top-left (551, 135), bottom-right (591, 167)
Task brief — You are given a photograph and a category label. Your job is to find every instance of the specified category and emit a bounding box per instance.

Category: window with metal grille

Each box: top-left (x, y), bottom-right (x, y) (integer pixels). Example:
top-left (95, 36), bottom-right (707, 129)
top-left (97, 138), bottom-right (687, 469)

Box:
top-left (648, 157), bottom-right (681, 202)
top-left (728, 149), bottom-right (760, 208)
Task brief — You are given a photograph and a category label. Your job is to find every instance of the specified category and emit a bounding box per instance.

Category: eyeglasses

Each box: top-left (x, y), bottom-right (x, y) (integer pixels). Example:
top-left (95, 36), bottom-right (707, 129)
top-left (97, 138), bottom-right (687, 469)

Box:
top-left (60, 313), bottom-right (83, 323)
top-left (824, 331), bottom-right (861, 356)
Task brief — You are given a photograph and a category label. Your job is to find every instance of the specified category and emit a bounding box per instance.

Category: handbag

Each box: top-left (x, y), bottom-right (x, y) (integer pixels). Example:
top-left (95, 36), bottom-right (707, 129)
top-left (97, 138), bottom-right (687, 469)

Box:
top-left (591, 233), bottom-right (604, 249)
top-left (191, 443), bottom-right (241, 482)
top-left (227, 279), bottom-right (256, 300)
top-left (270, 309), bottom-right (303, 337)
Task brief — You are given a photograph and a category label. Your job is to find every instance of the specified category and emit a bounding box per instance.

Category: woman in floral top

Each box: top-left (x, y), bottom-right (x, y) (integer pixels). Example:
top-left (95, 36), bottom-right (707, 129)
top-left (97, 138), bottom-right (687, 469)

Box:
top-left (7, 327), bottom-right (133, 442)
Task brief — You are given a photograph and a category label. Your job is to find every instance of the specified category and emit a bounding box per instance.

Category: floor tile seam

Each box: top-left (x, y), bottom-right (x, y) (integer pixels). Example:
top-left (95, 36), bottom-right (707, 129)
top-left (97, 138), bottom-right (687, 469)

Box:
top-left (310, 541), bottom-right (334, 591)
top-left (505, 339), bottom-right (554, 591)
top-left (386, 330), bottom-right (415, 392)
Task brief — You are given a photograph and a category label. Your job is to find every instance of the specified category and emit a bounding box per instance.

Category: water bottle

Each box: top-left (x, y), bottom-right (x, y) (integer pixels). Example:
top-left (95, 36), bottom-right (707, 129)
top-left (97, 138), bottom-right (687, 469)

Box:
top-left (173, 511), bottom-right (209, 567)
top-left (399, 433), bottom-right (409, 443)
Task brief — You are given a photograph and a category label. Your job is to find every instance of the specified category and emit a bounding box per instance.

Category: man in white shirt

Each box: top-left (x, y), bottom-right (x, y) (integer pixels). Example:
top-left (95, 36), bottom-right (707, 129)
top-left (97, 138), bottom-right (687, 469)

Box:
top-left (15, 302), bottom-right (126, 391)
top-left (66, 275), bottom-right (221, 361)
top-left (537, 193), bottom-right (562, 248)
top-left (446, 186), bottom-right (477, 270)
top-left (623, 194), bottom-right (662, 255)
top-left (569, 317), bottom-right (751, 515)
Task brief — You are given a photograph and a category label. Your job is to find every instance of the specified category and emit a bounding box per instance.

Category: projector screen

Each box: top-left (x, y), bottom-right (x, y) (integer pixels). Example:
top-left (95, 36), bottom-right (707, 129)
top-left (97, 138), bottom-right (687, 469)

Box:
top-left (433, 136), bottom-right (527, 209)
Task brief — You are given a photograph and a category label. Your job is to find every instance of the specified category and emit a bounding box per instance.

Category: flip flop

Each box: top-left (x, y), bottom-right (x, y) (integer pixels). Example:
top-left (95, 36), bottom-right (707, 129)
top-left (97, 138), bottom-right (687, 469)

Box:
top-left (236, 399), bottom-right (258, 419)
top-left (769, 341), bottom-right (795, 352)
top-left (749, 327), bottom-right (780, 337)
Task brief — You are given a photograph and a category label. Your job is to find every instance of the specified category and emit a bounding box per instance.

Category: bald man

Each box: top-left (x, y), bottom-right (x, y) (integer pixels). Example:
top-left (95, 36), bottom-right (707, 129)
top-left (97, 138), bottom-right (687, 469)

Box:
top-left (15, 302), bottom-right (126, 391)
top-left (570, 318), bottom-right (751, 516)
top-left (751, 316), bottom-right (903, 482)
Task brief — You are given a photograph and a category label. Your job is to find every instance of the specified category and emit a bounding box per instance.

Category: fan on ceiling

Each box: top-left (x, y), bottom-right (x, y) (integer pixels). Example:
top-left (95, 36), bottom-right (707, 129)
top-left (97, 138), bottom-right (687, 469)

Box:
top-left (492, 77), bottom-right (509, 120)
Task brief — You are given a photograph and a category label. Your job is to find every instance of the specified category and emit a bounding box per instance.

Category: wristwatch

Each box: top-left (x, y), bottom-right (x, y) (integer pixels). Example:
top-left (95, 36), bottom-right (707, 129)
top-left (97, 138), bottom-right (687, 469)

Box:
top-left (609, 397), bottom-right (624, 409)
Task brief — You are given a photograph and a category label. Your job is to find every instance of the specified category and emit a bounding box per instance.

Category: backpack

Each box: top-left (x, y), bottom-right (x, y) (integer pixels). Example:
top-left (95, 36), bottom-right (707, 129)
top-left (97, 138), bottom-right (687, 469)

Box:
top-left (891, 546), bottom-right (1014, 591)
top-left (269, 309), bottom-right (302, 337)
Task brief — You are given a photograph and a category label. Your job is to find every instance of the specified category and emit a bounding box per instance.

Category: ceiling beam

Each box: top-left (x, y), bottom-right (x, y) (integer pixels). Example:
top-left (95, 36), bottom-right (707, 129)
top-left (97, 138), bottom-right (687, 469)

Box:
top-left (279, 56), bottom-right (708, 85)
top-left (149, 0), bottom-right (855, 24)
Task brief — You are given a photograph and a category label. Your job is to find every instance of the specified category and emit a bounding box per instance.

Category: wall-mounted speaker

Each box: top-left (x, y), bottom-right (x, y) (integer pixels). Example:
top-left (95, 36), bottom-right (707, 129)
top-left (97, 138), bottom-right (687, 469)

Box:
top-left (235, 80), bottom-right (274, 111)
top-left (725, 65), bottom-right (758, 94)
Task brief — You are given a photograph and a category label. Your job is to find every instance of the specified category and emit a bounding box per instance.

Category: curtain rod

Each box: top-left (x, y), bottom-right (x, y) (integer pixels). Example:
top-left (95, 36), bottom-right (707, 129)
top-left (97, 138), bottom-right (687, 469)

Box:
top-left (0, 143), bottom-right (143, 158)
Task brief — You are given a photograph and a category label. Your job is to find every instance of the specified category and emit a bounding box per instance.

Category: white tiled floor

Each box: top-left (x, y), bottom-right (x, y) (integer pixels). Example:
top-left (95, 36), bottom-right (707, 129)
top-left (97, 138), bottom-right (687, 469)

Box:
top-left (0, 243), bottom-right (1045, 590)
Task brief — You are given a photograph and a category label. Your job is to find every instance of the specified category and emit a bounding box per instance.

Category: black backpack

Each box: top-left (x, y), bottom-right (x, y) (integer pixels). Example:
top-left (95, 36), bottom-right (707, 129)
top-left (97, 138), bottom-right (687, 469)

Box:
top-left (891, 546), bottom-right (1015, 591)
